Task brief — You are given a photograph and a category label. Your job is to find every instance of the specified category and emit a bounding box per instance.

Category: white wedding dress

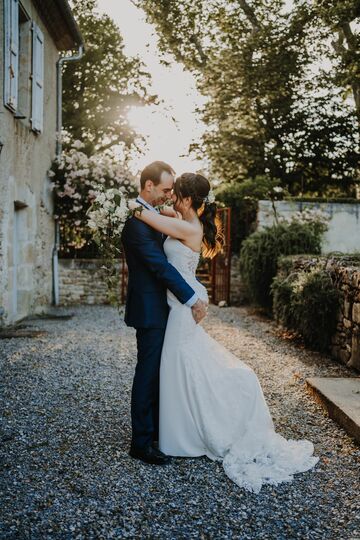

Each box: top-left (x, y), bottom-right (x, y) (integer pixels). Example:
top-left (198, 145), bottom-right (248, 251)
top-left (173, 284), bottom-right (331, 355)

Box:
top-left (159, 237), bottom-right (319, 494)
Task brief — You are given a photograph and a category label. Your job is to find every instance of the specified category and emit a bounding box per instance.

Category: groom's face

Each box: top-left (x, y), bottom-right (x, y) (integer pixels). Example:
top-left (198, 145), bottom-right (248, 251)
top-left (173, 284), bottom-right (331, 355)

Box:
top-left (149, 171), bottom-right (175, 206)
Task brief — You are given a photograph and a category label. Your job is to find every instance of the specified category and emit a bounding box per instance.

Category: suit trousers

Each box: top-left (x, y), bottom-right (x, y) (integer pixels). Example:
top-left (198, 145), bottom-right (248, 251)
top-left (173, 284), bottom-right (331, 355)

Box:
top-left (131, 327), bottom-right (166, 450)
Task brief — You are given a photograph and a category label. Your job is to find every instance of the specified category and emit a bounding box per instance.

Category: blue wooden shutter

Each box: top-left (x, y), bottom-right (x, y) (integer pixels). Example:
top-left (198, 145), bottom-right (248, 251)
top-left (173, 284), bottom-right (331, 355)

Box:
top-left (4, 0), bottom-right (19, 111)
top-left (31, 22), bottom-right (44, 133)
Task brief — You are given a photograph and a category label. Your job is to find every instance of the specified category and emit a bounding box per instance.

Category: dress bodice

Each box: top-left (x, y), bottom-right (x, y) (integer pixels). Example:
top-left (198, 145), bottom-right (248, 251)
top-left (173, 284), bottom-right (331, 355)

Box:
top-left (164, 237), bottom-right (200, 278)
top-left (163, 237), bottom-right (208, 302)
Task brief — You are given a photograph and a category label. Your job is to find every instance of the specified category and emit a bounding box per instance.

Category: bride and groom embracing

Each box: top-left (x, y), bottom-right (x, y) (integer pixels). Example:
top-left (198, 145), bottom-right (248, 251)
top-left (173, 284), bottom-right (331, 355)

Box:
top-left (121, 161), bottom-right (319, 494)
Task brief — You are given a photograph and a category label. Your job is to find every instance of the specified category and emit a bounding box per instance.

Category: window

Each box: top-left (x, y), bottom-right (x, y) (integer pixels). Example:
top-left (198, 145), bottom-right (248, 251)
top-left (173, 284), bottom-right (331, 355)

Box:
top-left (17, 6), bottom-right (32, 120)
top-left (31, 22), bottom-right (44, 133)
top-left (4, 0), bottom-right (44, 133)
top-left (4, 0), bottom-right (19, 112)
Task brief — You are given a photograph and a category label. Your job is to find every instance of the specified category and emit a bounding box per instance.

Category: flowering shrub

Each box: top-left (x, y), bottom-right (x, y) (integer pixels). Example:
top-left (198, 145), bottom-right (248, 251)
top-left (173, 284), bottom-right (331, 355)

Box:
top-left (49, 139), bottom-right (137, 256)
top-left (278, 207), bottom-right (330, 237)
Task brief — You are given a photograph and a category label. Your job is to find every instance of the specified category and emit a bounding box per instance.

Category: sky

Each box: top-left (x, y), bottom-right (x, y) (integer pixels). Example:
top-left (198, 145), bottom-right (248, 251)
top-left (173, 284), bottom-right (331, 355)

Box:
top-left (97, 0), bottom-right (207, 175)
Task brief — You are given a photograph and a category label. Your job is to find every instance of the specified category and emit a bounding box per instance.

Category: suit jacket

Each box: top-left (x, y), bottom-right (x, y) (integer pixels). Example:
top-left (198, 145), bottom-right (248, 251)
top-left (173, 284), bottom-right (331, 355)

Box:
top-left (121, 215), bottom-right (195, 329)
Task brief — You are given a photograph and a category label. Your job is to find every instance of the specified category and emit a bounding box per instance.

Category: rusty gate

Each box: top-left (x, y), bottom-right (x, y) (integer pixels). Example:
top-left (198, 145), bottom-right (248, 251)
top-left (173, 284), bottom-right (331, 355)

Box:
top-left (121, 207), bottom-right (232, 305)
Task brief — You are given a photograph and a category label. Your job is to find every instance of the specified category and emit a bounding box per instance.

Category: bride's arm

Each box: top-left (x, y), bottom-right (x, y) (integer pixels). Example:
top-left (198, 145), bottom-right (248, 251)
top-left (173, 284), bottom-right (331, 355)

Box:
top-left (159, 206), bottom-right (180, 218)
top-left (129, 204), bottom-right (196, 240)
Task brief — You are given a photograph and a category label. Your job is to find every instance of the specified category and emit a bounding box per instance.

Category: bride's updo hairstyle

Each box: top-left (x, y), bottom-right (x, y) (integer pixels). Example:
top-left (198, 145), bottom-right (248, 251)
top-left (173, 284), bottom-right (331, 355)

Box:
top-left (173, 173), bottom-right (224, 258)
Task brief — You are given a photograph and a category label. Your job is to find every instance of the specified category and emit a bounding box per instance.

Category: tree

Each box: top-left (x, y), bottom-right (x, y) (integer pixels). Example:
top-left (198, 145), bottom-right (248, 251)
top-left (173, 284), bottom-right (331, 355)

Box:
top-left (135, 0), bottom-right (359, 194)
top-left (314, 0), bottom-right (360, 127)
top-left (63, 0), bottom-right (155, 155)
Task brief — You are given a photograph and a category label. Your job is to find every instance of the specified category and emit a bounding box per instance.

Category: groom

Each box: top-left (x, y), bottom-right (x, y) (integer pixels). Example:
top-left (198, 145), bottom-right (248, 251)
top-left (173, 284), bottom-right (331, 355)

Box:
top-left (121, 161), bottom-right (207, 465)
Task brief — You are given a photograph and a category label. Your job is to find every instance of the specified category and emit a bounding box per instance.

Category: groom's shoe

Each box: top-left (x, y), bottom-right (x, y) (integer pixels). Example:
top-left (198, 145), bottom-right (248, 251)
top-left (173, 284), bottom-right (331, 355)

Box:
top-left (129, 445), bottom-right (171, 465)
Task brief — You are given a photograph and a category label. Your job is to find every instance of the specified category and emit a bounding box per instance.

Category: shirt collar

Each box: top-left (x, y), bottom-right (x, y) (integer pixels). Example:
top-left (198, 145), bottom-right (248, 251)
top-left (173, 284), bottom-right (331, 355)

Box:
top-left (136, 196), bottom-right (158, 213)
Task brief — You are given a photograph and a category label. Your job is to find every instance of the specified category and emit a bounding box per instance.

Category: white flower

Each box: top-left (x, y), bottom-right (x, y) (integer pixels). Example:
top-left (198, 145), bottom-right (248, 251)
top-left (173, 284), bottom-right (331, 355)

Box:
top-left (273, 186), bottom-right (283, 193)
top-left (205, 190), bottom-right (216, 204)
top-left (96, 193), bottom-right (106, 204)
top-left (73, 139), bottom-right (85, 149)
top-left (88, 219), bottom-right (97, 229)
top-left (63, 184), bottom-right (76, 196)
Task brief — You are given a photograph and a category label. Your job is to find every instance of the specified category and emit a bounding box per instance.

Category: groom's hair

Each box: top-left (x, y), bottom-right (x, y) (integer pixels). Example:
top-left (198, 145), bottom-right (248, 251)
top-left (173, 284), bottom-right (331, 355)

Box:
top-left (140, 161), bottom-right (175, 189)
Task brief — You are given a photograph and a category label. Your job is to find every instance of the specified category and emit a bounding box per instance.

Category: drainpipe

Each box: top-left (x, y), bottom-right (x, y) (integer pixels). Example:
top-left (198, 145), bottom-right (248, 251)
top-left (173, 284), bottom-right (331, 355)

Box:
top-left (52, 44), bottom-right (84, 306)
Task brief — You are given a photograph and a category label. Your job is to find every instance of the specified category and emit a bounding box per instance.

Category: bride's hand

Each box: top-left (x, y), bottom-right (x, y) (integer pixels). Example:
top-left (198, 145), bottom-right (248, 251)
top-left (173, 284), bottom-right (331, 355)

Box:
top-left (191, 299), bottom-right (208, 324)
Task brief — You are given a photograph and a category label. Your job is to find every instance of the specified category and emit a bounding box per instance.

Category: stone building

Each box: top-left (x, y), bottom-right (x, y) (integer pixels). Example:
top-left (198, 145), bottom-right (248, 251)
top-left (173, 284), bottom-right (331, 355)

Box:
top-left (0, 0), bottom-right (83, 325)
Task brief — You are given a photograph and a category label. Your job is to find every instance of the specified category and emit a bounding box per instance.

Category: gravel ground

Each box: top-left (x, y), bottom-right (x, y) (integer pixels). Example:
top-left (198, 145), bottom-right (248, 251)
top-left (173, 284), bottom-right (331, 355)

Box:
top-left (0, 304), bottom-right (359, 540)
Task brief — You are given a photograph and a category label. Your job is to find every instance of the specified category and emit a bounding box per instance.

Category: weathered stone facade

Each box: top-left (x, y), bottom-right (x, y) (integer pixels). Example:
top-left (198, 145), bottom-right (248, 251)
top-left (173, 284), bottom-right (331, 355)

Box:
top-left (0, 0), bottom-right (82, 326)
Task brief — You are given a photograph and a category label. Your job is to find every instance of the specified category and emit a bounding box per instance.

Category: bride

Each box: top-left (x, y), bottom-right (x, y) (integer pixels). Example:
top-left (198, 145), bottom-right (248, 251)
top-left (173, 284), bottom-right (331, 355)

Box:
top-left (129, 172), bottom-right (319, 494)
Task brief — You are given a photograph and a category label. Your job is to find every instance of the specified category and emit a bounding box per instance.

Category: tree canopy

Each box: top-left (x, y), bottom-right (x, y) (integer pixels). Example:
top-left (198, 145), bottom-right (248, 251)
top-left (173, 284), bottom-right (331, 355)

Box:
top-left (135, 0), bottom-right (359, 195)
top-left (63, 0), bottom-right (154, 156)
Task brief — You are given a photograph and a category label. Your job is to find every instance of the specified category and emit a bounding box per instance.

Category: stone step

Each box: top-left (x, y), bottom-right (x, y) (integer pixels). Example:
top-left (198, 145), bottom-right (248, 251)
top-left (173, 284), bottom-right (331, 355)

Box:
top-left (306, 377), bottom-right (360, 444)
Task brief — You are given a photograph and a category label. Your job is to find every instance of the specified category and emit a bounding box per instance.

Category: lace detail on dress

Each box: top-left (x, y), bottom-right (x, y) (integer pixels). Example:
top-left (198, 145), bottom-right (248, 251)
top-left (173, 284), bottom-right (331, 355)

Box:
top-left (163, 237), bottom-right (208, 303)
top-left (164, 237), bottom-right (200, 277)
top-left (186, 254), bottom-right (199, 275)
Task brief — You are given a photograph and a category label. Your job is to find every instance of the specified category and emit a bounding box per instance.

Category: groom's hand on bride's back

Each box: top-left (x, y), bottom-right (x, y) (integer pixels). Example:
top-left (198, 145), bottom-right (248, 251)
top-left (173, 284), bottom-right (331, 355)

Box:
top-left (191, 299), bottom-right (208, 324)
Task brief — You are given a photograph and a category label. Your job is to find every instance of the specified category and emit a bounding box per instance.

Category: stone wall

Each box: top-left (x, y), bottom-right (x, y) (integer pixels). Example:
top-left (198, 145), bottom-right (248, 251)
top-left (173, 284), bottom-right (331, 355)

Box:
top-left (0, 0), bottom-right (59, 325)
top-left (59, 259), bottom-right (124, 306)
top-left (257, 200), bottom-right (360, 254)
top-left (276, 255), bottom-right (360, 371)
top-left (330, 264), bottom-right (360, 371)
top-left (59, 257), bottom-right (246, 308)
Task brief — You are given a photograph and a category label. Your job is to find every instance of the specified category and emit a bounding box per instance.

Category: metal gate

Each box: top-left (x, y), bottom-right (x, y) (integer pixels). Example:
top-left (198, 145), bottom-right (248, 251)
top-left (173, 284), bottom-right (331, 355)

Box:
top-left (121, 207), bottom-right (232, 305)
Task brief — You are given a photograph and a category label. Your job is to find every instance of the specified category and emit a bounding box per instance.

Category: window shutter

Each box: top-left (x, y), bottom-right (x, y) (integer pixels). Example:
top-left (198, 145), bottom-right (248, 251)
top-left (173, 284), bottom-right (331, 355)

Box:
top-left (4, 0), bottom-right (19, 111)
top-left (31, 22), bottom-right (44, 133)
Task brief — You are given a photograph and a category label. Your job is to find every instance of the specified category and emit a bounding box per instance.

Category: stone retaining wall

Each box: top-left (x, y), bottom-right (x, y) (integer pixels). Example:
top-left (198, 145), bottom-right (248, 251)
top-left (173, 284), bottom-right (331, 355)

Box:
top-left (59, 257), bottom-right (245, 308)
top-left (59, 259), bottom-right (124, 306)
top-left (330, 264), bottom-right (360, 371)
top-left (277, 255), bottom-right (360, 371)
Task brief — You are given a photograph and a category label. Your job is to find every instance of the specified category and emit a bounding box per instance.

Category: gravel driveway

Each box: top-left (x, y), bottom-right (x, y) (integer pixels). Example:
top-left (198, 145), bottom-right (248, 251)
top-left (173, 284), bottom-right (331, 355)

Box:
top-left (1, 305), bottom-right (359, 539)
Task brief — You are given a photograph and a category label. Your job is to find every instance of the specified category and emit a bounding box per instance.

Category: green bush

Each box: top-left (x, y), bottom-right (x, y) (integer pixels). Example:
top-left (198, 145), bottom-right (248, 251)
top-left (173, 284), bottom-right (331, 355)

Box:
top-left (272, 266), bottom-right (340, 352)
top-left (239, 221), bottom-right (324, 310)
top-left (270, 274), bottom-right (297, 329)
top-left (215, 176), bottom-right (277, 253)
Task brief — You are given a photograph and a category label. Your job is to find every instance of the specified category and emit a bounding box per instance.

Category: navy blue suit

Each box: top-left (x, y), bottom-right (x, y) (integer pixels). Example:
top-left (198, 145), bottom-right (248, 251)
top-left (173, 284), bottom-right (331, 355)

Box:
top-left (121, 211), bottom-right (195, 449)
